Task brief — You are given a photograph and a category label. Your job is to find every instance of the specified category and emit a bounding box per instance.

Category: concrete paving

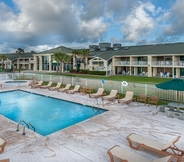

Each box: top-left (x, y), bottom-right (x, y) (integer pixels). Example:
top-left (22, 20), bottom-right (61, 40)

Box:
top-left (0, 81), bottom-right (184, 162)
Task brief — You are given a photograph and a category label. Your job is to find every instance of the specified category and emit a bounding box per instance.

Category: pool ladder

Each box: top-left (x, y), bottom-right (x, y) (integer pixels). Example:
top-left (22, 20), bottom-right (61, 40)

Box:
top-left (92, 100), bottom-right (103, 114)
top-left (16, 120), bottom-right (36, 135)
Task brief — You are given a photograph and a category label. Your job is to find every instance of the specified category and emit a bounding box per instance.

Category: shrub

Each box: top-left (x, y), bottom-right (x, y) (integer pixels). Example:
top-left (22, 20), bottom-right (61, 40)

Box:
top-left (87, 70), bottom-right (106, 75)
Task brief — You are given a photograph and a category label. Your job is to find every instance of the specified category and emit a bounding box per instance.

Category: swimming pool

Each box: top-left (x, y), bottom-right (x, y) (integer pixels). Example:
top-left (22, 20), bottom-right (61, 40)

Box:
top-left (0, 90), bottom-right (106, 136)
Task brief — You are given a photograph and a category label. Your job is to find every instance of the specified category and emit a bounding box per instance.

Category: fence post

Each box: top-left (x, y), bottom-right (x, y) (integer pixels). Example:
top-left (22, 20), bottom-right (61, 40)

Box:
top-left (145, 84), bottom-right (147, 94)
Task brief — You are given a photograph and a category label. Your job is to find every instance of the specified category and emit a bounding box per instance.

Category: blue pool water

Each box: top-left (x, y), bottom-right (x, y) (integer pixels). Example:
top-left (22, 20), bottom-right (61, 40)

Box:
top-left (0, 90), bottom-right (106, 136)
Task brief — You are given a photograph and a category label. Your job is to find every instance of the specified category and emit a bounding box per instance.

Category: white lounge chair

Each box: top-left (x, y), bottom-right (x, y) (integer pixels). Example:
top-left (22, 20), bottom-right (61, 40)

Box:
top-left (89, 88), bottom-right (105, 98)
top-left (118, 91), bottom-right (134, 104)
top-left (66, 85), bottom-right (80, 94)
top-left (40, 82), bottom-right (52, 89)
top-left (0, 137), bottom-right (7, 154)
top-left (31, 81), bottom-right (43, 88)
top-left (49, 82), bottom-right (61, 91)
top-left (102, 89), bottom-right (118, 101)
top-left (107, 145), bottom-right (173, 162)
top-left (57, 84), bottom-right (71, 92)
top-left (126, 133), bottom-right (184, 161)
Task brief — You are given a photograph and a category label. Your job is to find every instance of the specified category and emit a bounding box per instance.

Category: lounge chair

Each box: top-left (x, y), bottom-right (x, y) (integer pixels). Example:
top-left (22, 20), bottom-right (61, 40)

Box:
top-left (137, 94), bottom-right (147, 105)
top-left (29, 78), bottom-right (38, 86)
top-left (86, 86), bottom-right (93, 94)
top-left (0, 137), bottom-right (7, 154)
top-left (107, 145), bottom-right (173, 162)
top-left (66, 85), bottom-right (80, 94)
top-left (57, 84), bottom-right (71, 92)
top-left (31, 81), bottom-right (43, 88)
top-left (148, 95), bottom-right (159, 108)
top-left (126, 133), bottom-right (184, 161)
top-left (102, 89), bottom-right (118, 101)
top-left (40, 82), bottom-right (52, 89)
top-left (48, 82), bottom-right (61, 91)
top-left (118, 91), bottom-right (134, 104)
top-left (89, 88), bottom-right (105, 98)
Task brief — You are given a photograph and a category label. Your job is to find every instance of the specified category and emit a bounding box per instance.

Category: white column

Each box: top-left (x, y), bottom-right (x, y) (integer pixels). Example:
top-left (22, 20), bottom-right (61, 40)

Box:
top-left (39, 56), bottom-right (42, 71)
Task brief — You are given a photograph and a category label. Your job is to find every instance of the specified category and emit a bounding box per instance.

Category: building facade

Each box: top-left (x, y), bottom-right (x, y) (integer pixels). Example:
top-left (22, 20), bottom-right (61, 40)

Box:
top-left (1, 42), bottom-right (184, 78)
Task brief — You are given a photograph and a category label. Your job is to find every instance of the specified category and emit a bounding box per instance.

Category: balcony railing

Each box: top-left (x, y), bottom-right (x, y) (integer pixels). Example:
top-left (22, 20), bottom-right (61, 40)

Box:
top-left (174, 61), bottom-right (184, 66)
top-left (131, 61), bottom-right (148, 66)
top-left (114, 61), bottom-right (130, 66)
top-left (152, 61), bottom-right (172, 66)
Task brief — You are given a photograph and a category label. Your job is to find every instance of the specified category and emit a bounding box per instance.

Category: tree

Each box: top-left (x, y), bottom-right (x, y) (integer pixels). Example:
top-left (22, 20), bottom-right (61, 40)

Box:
top-left (72, 50), bottom-right (80, 71)
top-left (16, 48), bottom-right (24, 72)
top-left (51, 52), bottom-right (71, 75)
top-left (51, 52), bottom-right (60, 75)
top-left (0, 55), bottom-right (7, 71)
top-left (79, 49), bottom-right (90, 70)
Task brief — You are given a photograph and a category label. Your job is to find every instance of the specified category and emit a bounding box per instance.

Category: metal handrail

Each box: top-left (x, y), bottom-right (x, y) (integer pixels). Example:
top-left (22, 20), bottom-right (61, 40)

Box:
top-left (27, 123), bottom-right (36, 132)
top-left (16, 120), bottom-right (29, 131)
top-left (16, 120), bottom-right (35, 135)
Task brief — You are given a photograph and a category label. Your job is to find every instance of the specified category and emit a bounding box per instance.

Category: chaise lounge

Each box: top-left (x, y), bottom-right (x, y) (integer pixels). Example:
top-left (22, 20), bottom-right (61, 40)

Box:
top-left (31, 80), bottom-right (43, 88)
top-left (107, 145), bottom-right (173, 162)
top-left (126, 133), bottom-right (184, 162)
top-left (0, 137), bottom-right (7, 154)
top-left (66, 85), bottom-right (80, 94)
top-left (102, 89), bottom-right (118, 101)
top-left (118, 91), bottom-right (134, 104)
top-left (40, 82), bottom-right (53, 89)
top-left (89, 88), bottom-right (105, 98)
top-left (57, 84), bottom-right (71, 92)
top-left (48, 82), bottom-right (61, 91)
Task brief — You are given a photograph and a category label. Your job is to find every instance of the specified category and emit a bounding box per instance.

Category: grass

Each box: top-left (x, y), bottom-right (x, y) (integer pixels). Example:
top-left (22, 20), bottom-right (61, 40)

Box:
top-left (47, 72), bottom-right (173, 84)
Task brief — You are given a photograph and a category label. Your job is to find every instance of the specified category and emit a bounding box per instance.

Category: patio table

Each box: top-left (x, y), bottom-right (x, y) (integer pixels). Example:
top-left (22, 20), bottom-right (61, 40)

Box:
top-left (168, 102), bottom-right (184, 112)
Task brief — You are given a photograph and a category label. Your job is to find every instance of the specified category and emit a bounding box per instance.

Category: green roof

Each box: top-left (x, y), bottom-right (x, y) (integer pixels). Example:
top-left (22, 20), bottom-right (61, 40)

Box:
top-left (90, 42), bottom-right (184, 60)
top-left (1, 42), bottom-right (184, 61)
top-left (2, 53), bottom-right (33, 61)
top-left (38, 46), bottom-right (73, 54)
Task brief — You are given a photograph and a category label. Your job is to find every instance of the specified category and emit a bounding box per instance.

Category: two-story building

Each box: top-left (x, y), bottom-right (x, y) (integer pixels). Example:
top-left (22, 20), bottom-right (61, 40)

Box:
top-left (1, 42), bottom-right (184, 78)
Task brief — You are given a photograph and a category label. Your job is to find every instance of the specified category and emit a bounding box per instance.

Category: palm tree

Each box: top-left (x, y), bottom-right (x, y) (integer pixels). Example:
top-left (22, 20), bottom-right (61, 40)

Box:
top-left (51, 52), bottom-right (71, 75)
top-left (72, 50), bottom-right (80, 71)
top-left (16, 48), bottom-right (24, 72)
top-left (0, 55), bottom-right (7, 71)
top-left (80, 49), bottom-right (90, 70)
top-left (51, 52), bottom-right (60, 75)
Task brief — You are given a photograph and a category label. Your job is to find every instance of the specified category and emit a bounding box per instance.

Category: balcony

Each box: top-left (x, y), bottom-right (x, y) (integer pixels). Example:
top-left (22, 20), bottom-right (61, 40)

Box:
top-left (131, 61), bottom-right (148, 66)
top-left (152, 61), bottom-right (172, 66)
top-left (174, 61), bottom-right (184, 66)
top-left (114, 61), bottom-right (130, 66)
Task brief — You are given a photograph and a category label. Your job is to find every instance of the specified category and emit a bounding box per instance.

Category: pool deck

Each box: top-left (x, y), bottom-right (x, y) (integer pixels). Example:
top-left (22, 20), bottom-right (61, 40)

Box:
top-left (0, 81), bottom-right (184, 162)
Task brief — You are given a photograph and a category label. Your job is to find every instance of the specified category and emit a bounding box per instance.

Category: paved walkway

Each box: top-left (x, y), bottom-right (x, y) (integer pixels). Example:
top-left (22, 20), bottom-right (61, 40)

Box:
top-left (0, 81), bottom-right (183, 162)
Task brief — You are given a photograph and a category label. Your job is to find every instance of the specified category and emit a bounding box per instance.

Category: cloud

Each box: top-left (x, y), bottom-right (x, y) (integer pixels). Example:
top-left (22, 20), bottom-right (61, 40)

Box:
top-left (163, 0), bottom-right (184, 35)
top-left (0, 0), bottom-right (184, 53)
top-left (120, 2), bottom-right (156, 42)
top-left (154, 0), bottom-right (184, 42)
top-left (0, 0), bottom-right (109, 52)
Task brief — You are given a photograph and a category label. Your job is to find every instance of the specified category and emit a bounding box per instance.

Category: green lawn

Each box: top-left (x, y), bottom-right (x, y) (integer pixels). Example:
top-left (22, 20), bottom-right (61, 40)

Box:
top-left (48, 72), bottom-right (173, 84)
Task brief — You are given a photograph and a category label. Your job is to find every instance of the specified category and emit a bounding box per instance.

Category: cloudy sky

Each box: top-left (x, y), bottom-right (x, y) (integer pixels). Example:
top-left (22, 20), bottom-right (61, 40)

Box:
top-left (0, 0), bottom-right (184, 53)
